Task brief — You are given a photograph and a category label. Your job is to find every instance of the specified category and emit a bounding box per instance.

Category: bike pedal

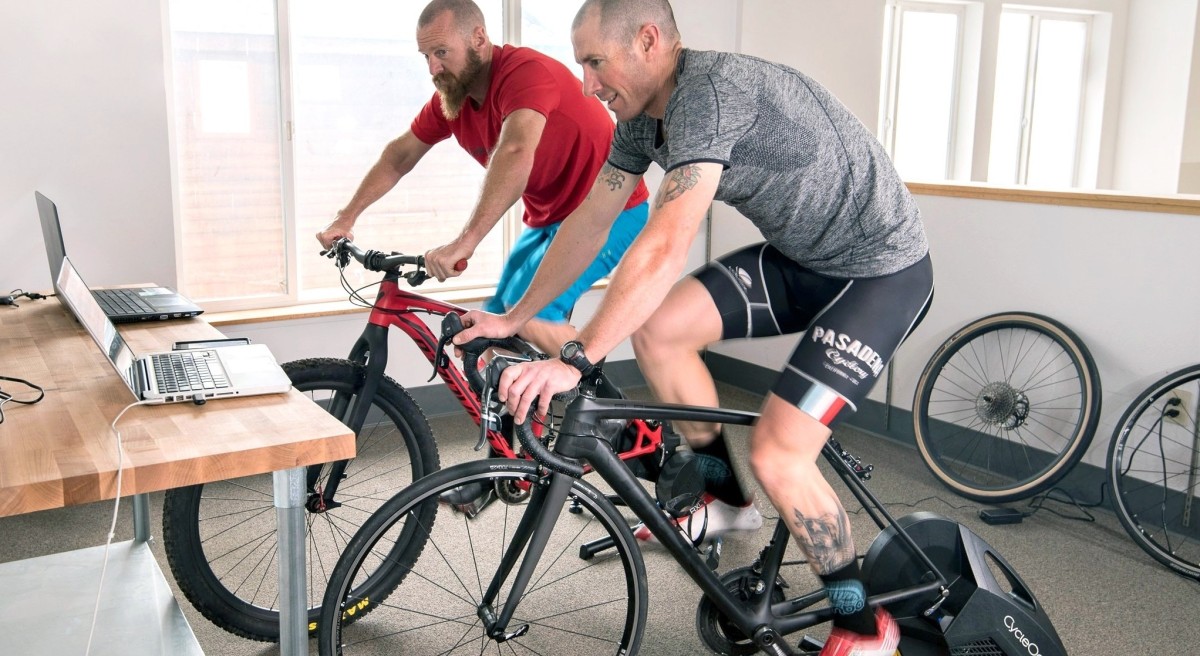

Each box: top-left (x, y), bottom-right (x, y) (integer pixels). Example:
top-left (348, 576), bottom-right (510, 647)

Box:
top-left (797, 635), bottom-right (823, 653)
top-left (438, 481), bottom-right (496, 519)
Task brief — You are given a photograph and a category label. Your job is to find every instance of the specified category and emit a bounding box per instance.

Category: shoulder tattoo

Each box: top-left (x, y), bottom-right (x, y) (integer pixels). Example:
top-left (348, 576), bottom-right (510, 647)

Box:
top-left (655, 164), bottom-right (701, 209)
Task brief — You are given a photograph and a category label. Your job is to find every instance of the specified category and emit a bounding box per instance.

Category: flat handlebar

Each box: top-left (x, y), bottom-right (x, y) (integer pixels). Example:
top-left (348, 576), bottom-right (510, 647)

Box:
top-left (323, 238), bottom-right (466, 278)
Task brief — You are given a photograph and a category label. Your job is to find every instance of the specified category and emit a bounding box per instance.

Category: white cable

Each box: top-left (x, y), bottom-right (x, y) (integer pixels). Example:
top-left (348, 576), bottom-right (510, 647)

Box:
top-left (83, 399), bottom-right (154, 656)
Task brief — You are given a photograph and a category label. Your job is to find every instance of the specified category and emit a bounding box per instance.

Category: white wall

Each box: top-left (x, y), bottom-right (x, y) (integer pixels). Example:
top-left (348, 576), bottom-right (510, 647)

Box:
top-left (1114, 0), bottom-right (1198, 193)
top-left (0, 0), bottom-right (176, 294)
top-left (1180, 5), bottom-right (1200, 192)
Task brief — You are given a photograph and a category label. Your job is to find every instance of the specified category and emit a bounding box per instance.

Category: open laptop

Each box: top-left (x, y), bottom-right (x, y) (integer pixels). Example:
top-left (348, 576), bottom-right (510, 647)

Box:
top-left (36, 191), bottom-right (204, 322)
top-left (55, 255), bottom-right (292, 405)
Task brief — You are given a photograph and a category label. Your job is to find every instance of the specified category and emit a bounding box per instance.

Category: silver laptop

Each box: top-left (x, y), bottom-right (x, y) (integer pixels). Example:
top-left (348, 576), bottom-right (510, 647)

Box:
top-left (36, 191), bottom-right (204, 323)
top-left (56, 256), bottom-right (292, 404)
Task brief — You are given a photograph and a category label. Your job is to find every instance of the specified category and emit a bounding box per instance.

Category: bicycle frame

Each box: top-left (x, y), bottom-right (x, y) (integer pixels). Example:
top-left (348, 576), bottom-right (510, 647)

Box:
top-left (311, 269), bottom-right (662, 505)
top-left (480, 393), bottom-right (951, 653)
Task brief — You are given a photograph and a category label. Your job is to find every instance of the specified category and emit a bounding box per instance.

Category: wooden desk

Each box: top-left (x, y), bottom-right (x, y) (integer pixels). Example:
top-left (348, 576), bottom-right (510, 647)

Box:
top-left (0, 300), bottom-right (355, 654)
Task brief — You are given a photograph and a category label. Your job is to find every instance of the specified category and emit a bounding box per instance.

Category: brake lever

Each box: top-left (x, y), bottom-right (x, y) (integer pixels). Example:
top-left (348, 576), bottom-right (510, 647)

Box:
top-left (475, 359), bottom-right (511, 451)
top-left (429, 312), bottom-right (464, 382)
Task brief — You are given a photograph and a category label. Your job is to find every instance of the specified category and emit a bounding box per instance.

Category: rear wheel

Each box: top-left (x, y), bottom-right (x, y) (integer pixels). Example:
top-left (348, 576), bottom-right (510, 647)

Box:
top-left (162, 358), bottom-right (439, 641)
top-left (1107, 364), bottom-right (1200, 580)
top-left (318, 459), bottom-right (647, 656)
top-left (913, 312), bottom-right (1101, 502)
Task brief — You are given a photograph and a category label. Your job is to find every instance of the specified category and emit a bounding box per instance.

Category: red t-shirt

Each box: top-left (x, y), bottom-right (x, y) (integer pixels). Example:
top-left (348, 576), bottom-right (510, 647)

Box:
top-left (411, 45), bottom-right (648, 228)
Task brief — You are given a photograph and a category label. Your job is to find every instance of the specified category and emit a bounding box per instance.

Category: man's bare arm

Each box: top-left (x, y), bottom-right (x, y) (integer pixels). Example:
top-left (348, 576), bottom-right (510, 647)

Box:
top-left (576, 162), bottom-right (722, 360)
top-left (503, 163), bottom-right (640, 326)
top-left (319, 131), bottom-right (433, 247)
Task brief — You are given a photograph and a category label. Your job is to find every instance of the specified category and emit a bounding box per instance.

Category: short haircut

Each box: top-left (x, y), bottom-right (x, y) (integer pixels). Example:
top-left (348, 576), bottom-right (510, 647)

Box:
top-left (572, 0), bottom-right (680, 46)
top-left (418, 0), bottom-right (486, 35)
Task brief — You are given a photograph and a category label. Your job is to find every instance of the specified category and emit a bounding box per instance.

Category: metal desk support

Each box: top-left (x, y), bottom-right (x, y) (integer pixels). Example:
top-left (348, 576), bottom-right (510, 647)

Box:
top-left (275, 466), bottom-right (308, 654)
top-left (132, 493), bottom-right (152, 542)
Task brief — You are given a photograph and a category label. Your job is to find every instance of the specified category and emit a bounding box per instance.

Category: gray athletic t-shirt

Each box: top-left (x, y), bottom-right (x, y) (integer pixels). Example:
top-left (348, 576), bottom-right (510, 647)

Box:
top-left (608, 49), bottom-right (928, 278)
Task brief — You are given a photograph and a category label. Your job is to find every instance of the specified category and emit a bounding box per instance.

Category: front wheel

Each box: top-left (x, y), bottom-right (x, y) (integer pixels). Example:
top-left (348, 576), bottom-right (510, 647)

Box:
top-left (318, 459), bottom-right (648, 656)
top-left (162, 358), bottom-right (440, 641)
top-left (1107, 364), bottom-right (1200, 580)
top-left (912, 312), bottom-right (1101, 503)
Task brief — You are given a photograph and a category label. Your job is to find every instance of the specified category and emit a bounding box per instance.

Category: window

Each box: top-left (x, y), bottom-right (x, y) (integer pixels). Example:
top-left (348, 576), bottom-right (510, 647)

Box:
top-left (988, 10), bottom-right (1091, 187)
top-left (880, 1), bottom-right (1104, 189)
top-left (167, 0), bottom-right (578, 309)
top-left (881, 2), bottom-right (964, 181)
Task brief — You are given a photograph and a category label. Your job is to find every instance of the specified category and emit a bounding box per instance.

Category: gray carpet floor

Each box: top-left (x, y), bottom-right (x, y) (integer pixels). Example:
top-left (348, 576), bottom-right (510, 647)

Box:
top-left (2, 383), bottom-right (1197, 654)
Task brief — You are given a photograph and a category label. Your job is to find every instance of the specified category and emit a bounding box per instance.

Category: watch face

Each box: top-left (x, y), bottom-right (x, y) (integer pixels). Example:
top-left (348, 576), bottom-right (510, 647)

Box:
top-left (561, 341), bottom-right (581, 359)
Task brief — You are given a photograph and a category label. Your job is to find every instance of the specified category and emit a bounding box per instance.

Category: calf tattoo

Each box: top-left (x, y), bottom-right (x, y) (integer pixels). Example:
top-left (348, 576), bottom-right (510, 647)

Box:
top-left (655, 164), bottom-right (701, 209)
top-left (792, 508), bottom-right (855, 574)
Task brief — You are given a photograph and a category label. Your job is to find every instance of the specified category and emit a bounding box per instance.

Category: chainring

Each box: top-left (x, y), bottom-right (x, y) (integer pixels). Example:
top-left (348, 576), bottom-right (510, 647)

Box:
top-left (695, 566), bottom-right (787, 655)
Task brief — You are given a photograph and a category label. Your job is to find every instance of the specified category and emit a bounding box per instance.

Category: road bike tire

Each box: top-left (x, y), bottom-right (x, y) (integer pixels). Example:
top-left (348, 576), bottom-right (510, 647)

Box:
top-left (913, 312), bottom-right (1101, 503)
top-left (317, 458), bottom-right (648, 656)
top-left (162, 357), bottom-right (440, 641)
top-left (1107, 364), bottom-right (1200, 581)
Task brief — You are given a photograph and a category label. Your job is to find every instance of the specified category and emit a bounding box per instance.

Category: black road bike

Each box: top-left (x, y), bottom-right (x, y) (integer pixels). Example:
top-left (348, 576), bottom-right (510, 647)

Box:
top-left (317, 355), bottom-right (1069, 655)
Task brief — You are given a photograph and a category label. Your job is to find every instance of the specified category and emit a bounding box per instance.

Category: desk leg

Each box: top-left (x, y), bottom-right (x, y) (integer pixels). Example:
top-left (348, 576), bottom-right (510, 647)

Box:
top-left (132, 493), bottom-right (152, 542)
top-left (274, 467), bottom-right (307, 655)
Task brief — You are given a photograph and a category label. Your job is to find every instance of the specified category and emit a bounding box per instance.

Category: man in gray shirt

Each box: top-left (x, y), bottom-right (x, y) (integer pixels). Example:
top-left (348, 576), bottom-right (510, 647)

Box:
top-left (458, 2), bottom-right (933, 653)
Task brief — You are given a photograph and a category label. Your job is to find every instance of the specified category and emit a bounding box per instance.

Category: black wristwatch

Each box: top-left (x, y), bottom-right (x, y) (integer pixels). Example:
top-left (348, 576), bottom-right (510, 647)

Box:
top-left (559, 340), bottom-right (597, 377)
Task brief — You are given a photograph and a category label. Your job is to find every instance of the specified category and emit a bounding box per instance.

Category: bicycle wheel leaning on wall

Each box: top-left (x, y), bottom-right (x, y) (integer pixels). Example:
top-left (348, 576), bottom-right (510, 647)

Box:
top-left (1107, 363), bottom-right (1200, 581)
top-left (912, 311), bottom-right (1102, 503)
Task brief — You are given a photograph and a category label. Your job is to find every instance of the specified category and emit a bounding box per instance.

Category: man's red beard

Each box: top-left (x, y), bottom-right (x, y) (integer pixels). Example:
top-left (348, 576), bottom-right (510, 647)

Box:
top-left (434, 48), bottom-right (485, 120)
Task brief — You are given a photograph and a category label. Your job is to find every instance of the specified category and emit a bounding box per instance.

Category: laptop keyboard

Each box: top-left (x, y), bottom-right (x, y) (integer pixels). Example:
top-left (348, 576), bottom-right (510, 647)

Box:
top-left (150, 351), bottom-right (231, 393)
top-left (95, 288), bottom-right (156, 315)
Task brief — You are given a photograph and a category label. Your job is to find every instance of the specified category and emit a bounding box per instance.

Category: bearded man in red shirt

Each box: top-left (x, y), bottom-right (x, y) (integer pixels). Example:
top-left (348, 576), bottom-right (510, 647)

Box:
top-left (318, 0), bottom-right (650, 355)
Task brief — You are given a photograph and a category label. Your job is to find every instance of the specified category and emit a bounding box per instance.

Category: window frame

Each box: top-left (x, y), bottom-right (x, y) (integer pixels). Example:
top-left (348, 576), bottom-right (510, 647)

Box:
top-left (880, 0), bottom-right (968, 181)
top-left (999, 8), bottom-right (1094, 187)
top-left (879, 0), bottom-right (1109, 190)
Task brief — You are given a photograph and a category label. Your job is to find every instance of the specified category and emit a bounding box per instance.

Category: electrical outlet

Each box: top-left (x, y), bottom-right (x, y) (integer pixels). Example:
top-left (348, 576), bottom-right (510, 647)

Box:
top-left (1165, 389), bottom-right (1194, 426)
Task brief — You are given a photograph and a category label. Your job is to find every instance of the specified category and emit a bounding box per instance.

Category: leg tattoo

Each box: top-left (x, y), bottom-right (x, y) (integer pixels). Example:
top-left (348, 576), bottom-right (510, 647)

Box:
top-left (792, 508), bottom-right (855, 574)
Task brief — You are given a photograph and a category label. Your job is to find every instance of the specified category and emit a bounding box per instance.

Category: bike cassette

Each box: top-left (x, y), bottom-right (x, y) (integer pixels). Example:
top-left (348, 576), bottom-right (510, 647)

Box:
top-left (695, 566), bottom-right (788, 655)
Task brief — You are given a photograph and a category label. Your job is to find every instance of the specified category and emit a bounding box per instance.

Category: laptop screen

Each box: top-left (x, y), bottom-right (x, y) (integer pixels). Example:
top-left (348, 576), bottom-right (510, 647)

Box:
top-left (55, 256), bottom-right (141, 400)
top-left (35, 192), bottom-right (68, 295)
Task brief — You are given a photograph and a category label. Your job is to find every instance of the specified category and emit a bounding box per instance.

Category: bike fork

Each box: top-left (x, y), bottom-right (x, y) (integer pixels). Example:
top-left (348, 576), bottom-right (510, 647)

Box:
top-left (479, 472), bottom-right (574, 642)
top-left (310, 326), bottom-right (390, 507)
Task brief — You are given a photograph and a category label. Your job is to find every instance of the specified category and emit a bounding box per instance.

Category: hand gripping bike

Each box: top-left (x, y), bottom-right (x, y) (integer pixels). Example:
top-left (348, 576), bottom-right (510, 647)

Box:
top-left (316, 355), bottom-right (1069, 655)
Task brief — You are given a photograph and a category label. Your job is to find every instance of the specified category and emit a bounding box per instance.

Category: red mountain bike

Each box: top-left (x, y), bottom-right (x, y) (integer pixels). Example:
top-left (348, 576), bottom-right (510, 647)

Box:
top-left (159, 238), bottom-right (670, 641)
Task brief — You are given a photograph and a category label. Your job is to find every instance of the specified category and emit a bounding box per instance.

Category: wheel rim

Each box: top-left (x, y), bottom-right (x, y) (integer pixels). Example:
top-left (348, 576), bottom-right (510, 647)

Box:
top-left (917, 321), bottom-right (1094, 499)
top-left (1111, 371), bottom-right (1200, 577)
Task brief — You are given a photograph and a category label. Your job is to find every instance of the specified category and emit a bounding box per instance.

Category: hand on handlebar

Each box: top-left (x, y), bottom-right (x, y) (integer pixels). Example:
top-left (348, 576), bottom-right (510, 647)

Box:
top-left (453, 310), bottom-right (521, 349)
top-left (316, 218), bottom-right (355, 250)
top-left (496, 358), bottom-right (581, 425)
top-left (424, 241), bottom-right (472, 282)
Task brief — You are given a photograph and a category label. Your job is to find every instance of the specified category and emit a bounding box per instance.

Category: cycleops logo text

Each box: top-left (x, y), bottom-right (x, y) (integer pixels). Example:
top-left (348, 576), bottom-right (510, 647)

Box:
top-left (811, 326), bottom-right (885, 378)
top-left (1004, 615), bottom-right (1041, 655)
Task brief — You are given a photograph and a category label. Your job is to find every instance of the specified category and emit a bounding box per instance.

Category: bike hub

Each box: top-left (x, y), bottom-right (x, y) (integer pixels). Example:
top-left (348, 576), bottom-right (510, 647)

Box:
top-left (976, 382), bottom-right (1030, 429)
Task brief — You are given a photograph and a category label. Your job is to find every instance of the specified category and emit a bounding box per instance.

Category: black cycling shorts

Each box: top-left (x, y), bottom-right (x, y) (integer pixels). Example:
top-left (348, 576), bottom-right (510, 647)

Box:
top-left (693, 243), bottom-right (933, 426)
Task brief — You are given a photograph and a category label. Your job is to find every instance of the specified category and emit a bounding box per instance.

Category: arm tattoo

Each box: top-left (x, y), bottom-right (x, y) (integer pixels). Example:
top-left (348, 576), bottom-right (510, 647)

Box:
top-left (792, 508), bottom-right (856, 574)
top-left (600, 164), bottom-right (626, 192)
top-left (655, 164), bottom-right (701, 209)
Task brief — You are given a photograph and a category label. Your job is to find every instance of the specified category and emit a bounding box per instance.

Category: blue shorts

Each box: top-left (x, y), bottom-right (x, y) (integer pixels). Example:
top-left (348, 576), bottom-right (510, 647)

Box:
top-left (485, 200), bottom-right (650, 322)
